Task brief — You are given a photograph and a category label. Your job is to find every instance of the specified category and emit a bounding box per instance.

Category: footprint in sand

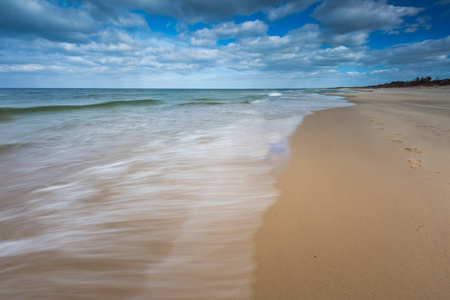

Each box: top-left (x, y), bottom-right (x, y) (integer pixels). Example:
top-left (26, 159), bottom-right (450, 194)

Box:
top-left (391, 139), bottom-right (403, 144)
top-left (408, 159), bottom-right (423, 168)
top-left (392, 132), bottom-right (402, 136)
top-left (405, 147), bottom-right (423, 154)
top-left (377, 127), bottom-right (385, 130)
top-left (378, 123), bottom-right (386, 126)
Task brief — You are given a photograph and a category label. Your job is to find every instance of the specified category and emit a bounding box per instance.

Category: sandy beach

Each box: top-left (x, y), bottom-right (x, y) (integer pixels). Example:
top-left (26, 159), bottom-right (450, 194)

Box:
top-left (253, 87), bottom-right (450, 299)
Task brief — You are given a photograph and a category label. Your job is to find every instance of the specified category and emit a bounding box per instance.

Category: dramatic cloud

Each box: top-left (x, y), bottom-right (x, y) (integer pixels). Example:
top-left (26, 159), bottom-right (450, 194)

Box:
top-left (313, 0), bottom-right (423, 34)
top-left (0, 0), bottom-right (98, 42)
top-left (372, 36), bottom-right (450, 66)
top-left (267, 0), bottom-right (321, 21)
top-left (86, 0), bottom-right (287, 24)
top-left (0, 0), bottom-right (448, 88)
top-left (0, 0), bottom-right (147, 42)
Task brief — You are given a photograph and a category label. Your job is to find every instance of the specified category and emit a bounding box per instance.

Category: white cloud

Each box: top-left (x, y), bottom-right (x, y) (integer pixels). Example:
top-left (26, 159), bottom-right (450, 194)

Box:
top-left (323, 31), bottom-right (369, 47)
top-left (346, 71), bottom-right (362, 75)
top-left (0, 64), bottom-right (45, 72)
top-left (190, 37), bottom-right (216, 47)
top-left (0, 0), bottom-right (448, 88)
top-left (216, 20), bottom-right (269, 38)
top-left (370, 68), bottom-right (399, 74)
top-left (82, 42), bottom-right (133, 53)
top-left (190, 20), bottom-right (268, 46)
top-left (2, 24), bottom-right (449, 86)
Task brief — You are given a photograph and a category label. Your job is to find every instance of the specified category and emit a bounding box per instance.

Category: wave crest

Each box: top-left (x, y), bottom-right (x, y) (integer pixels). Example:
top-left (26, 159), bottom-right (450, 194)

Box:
top-left (0, 99), bottom-right (163, 116)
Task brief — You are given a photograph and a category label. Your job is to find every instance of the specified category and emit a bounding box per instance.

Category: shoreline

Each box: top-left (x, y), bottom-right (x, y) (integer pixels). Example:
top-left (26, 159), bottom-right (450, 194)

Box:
top-left (252, 86), bottom-right (450, 299)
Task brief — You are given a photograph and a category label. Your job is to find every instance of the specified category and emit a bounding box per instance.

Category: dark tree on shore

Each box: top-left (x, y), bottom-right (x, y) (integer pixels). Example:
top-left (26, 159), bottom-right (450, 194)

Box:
top-left (367, 76), bottom-right (450, 88)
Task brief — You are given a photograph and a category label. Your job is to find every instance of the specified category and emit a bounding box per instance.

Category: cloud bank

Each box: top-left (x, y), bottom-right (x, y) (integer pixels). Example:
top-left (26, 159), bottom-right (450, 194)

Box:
top-left (0, 0), bottom-right (448, 87)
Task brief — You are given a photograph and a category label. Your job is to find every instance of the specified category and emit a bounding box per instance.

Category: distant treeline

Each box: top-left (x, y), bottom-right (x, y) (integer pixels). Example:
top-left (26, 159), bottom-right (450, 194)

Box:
top-left (368, 76), bottom-right (450, 88)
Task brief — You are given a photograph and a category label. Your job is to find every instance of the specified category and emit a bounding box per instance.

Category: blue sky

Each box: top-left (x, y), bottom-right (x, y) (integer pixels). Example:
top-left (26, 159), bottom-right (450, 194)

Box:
top-left (0, 0), bottom-right (449, 88)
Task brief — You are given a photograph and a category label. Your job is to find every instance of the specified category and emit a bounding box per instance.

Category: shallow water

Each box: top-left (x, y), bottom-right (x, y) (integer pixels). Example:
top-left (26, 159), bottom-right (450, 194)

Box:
top-left (0, 88), bottom-right (351, 299)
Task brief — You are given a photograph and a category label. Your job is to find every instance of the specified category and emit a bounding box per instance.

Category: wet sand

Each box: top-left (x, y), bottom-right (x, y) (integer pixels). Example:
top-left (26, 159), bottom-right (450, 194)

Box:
top-left (253, 87), bottom-right (450, 299)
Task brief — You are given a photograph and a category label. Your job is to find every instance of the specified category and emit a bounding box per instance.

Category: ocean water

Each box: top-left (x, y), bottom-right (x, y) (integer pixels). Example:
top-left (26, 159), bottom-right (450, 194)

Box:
top-left (0, 88), bottom-right (352, 299)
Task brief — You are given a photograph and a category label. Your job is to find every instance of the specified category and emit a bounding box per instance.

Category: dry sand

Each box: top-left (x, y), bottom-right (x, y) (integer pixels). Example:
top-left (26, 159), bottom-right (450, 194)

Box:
top-left (253, 87), bottom-right (450, 299)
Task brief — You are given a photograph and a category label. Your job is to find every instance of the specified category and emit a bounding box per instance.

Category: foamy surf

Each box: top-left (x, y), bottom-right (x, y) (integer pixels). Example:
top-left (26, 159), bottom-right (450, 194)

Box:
top-left (0, 88), bottom-right (352, 299)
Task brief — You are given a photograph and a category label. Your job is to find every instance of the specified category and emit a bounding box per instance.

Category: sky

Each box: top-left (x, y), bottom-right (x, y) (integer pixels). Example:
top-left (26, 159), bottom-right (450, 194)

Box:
top-left (0, 0), bottom-right (449, 88)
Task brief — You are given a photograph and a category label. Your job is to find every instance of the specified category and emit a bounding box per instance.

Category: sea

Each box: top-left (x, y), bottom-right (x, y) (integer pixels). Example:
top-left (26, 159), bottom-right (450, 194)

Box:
top-left (0, 88), bottom-right (352, 299)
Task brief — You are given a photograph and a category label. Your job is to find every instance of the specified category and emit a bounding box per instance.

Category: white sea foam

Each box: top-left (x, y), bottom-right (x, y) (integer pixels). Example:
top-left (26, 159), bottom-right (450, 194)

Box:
top-left (0, 89), bottom-right (352, 299)
top-left (251, 99), bottom-right (267, 104)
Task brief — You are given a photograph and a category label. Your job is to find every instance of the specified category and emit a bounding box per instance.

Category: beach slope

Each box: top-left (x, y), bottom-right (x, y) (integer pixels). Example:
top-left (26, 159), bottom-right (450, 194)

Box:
top-left (253, 87), bottom-right (450, 299)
